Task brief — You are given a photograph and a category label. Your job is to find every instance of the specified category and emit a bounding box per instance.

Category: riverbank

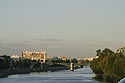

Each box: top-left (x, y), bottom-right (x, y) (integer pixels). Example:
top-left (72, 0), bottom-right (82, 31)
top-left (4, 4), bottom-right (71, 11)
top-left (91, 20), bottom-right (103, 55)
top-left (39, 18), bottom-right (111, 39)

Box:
top-left (0, 64), bottom-right (70, 78)
top-left (0, 68), bottom-right (31, 78)
top-left (0, 67), bottom-right (100, 83)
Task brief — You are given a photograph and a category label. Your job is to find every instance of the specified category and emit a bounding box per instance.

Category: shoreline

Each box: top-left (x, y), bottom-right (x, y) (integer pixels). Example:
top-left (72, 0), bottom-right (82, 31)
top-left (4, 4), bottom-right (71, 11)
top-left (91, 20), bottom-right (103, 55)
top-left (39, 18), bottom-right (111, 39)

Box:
top-left (0, 66), bottom-right (69, 78)
top-left (0, 64), bottom-right (83, 78)
top-left (0, 68), bottom-right (31, 78)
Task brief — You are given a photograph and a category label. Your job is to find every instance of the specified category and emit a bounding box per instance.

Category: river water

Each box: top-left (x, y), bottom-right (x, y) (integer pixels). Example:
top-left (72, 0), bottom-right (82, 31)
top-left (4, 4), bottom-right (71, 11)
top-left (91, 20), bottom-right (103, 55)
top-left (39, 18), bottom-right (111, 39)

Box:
top-left (0, 66), bottom-right (104, 83)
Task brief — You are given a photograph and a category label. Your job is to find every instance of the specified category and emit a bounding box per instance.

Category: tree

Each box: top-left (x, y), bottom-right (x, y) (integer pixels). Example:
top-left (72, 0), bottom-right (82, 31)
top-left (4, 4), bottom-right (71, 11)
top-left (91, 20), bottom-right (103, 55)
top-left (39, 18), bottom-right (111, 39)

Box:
top-left (66, 59), bottom-right (70, 63)
top-left (71, 58), bottom-right (78, 63)
top-left (96, 49), bottom-right (101, 56)
top-left (102, 48), bottom-right (114, 56)
top-left (91, 48), bottom-right (125, 83)
top-left (0, 58), bottom-right (4, 70)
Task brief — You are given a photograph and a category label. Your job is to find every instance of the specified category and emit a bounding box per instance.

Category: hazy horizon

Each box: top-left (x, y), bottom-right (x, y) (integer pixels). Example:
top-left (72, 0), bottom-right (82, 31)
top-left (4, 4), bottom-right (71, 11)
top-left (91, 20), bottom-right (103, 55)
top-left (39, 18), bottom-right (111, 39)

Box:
top-left (0, 0), bottom-right (125, 58)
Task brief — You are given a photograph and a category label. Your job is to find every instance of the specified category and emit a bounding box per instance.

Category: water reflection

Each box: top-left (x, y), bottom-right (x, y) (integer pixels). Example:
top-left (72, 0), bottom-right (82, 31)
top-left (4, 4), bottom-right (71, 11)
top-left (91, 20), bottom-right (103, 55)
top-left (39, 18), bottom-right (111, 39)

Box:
top-left (0, 66), bottom-right (103, 83)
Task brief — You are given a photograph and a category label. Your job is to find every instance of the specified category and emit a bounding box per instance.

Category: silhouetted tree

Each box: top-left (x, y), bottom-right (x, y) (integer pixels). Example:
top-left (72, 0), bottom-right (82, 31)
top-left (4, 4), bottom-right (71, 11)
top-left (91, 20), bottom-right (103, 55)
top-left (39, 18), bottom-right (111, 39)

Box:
top-left (71, 58), bottom-right (78, 63)
top-left (96, 49), bottom-right (101, 56)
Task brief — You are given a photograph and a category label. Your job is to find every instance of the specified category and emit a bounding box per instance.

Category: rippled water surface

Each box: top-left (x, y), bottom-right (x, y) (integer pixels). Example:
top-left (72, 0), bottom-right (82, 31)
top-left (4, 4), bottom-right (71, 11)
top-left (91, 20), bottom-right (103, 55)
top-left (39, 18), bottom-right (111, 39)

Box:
top-left (0, 66), bottom-right (104, 83)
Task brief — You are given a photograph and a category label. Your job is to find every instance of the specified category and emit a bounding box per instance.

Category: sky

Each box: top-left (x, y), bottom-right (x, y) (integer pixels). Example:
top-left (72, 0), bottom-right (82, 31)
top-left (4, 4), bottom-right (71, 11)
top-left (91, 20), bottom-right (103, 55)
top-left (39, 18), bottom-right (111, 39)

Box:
top-left (0, 0), bottom-right (125, 58)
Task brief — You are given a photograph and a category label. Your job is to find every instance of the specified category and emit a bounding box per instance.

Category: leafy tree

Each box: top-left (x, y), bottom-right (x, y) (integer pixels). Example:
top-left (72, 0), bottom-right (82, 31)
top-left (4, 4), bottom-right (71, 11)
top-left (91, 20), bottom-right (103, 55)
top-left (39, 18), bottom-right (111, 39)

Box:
top-left (91, 48), bottom-right (125, 83)
top-left (71, 58), bottom-right (78, 63)
top-left (0, 58), bottom-right (4, 70)
top-left (0, 55), bottom-right (11, 70)
top-left (66, 59), bottom-right (70, 63)
top-left (96, 49), bottom-right (101, 56)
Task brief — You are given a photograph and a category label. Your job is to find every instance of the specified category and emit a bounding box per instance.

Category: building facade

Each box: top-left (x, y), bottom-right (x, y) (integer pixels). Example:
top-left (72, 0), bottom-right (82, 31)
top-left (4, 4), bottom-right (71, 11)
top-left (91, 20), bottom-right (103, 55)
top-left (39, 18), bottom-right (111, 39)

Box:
top-left (22, 51), bottom-right (47, 63)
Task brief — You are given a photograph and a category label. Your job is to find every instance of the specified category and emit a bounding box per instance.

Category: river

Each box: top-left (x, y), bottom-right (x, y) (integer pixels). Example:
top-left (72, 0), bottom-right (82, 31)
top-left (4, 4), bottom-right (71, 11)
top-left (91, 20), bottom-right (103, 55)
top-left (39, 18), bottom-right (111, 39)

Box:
top-left (0, 66), bottom-right (104, 83)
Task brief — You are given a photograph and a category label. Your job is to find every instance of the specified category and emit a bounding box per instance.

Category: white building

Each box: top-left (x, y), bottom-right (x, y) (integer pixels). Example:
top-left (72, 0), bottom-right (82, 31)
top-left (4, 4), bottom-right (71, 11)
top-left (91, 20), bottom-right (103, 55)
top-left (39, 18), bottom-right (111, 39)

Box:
top-left (11, 55), bottom-right (20, 61)
top-left (22, 51), bottom-right (47, 63)
top-left (11, 55), bottom-right (20, 59)
top-left (84, 56), bottom-right (98, 61)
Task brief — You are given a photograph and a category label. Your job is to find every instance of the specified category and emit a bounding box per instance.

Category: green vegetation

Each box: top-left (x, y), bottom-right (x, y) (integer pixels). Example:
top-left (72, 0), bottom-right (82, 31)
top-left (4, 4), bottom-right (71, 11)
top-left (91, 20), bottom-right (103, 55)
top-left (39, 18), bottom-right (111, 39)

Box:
top-left (90, 48), bottom-right (125, 83)
top-left (82, 60), bottom-right (91, 66)
top-left (71, 58), bottom-right (78, 63)
top-left (13, 59), bottom-right (31, 68)
top-left (0, 55), bottom-right (31, 70)
top-left (0, 55), bottom-right (11, 70)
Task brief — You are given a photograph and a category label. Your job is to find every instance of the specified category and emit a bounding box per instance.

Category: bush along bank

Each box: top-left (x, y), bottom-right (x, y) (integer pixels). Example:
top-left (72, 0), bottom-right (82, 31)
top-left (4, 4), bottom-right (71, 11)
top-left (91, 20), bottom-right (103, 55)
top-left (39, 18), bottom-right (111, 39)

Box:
top-left (0, 68), bottom-right (31, 78)
top-left (90, 48), bottom-right (125, 83)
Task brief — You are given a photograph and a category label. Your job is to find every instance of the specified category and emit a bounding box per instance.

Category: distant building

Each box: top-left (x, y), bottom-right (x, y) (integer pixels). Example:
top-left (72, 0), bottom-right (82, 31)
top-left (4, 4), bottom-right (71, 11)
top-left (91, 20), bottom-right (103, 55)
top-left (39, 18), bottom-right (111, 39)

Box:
top-left (11, 55), bottom-right (20, 59)
top-left (11, 55), bottom-right (20, 61)
top-left (117, 46), bottom-right (125, 55)
top-left (61, 56), bottom-right (68, 61)
top-left (84, 56), bottom-right (98, 61)
top-left (47, 56), bottom-right (53, 60)
top-left (22, 51), bottom-right (47, 63)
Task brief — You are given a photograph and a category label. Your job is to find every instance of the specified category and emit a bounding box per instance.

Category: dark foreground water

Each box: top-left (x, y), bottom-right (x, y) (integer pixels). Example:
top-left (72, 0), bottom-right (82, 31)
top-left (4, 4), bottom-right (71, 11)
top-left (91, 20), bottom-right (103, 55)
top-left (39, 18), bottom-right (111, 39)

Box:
top-left (0, 66), bottom-right (104, 83)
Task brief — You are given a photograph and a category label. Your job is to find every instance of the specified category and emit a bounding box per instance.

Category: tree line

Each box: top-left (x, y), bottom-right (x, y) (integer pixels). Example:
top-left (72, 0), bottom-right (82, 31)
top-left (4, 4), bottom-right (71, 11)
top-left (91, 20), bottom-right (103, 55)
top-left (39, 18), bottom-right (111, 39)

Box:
top-left (0, 55), bottom-right (31, 70)
top-left (90, 48), bottom-right (125, 83)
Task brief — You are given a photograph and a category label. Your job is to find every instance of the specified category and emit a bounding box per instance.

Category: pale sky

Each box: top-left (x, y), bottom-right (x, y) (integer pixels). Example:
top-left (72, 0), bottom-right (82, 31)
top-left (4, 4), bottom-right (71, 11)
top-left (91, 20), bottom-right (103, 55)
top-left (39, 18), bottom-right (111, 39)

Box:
top-left (0, 0), bottom-right (125, 58)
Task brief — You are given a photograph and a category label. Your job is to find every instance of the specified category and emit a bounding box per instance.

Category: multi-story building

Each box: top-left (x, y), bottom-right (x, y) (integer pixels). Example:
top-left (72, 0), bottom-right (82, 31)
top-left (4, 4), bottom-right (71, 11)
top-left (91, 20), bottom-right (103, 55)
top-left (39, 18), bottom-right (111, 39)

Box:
top-left (22, 51), bottom-right (47, 63)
